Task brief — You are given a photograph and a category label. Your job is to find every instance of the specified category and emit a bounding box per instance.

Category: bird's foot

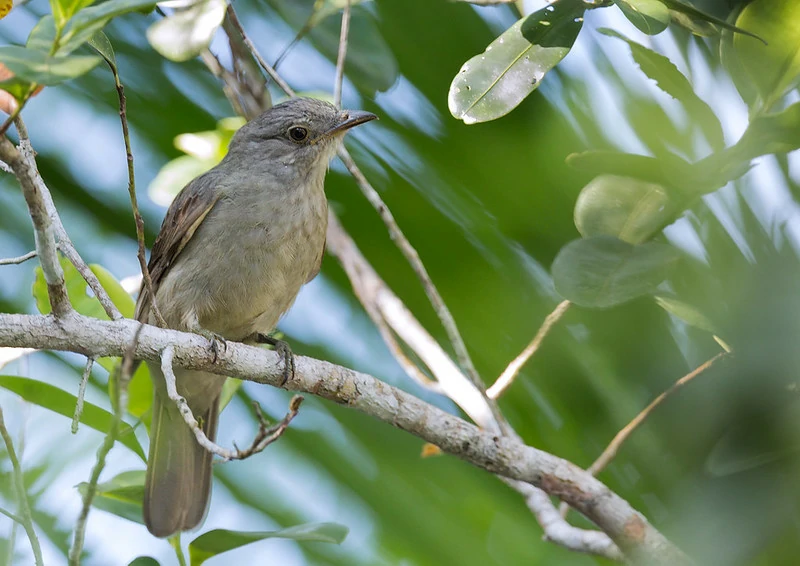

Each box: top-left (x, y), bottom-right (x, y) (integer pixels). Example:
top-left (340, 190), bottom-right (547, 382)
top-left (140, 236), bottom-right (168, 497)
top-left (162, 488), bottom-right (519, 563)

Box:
top-left (252, 334), bottom-right (295, 386)
top-left (193, 328), bottom-right (227, 363)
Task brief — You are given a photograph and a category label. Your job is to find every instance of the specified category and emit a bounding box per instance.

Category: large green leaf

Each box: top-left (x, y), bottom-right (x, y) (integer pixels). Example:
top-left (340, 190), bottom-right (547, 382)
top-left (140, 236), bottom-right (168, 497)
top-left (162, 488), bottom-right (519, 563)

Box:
top-left (448, 0), bottom-right (585, 124)
top-left (189, 523), bottom-right (349, 566)
top-left (662, 0), bottom-right (763, 41)
top-left (574, 175), bottom-right (675, 244)
top-left (147, 0), bottom-right (226, 62)
top-left (599, 28), bottom-right (724, 150)
top-left (77, 470), bottom-right (145, 524)
top-left (734, 102), bottom-right (800, 158)
top-left (552, 236), bottom-right (680, 308)
top-left (0, 46), bottom-right (101, 85)
top-left (654, 294), bottom-right (719, 334)
top-left (615, 0), bottom-right (670, 35)
top-left (0, 376), bottom-right (145, 460)
top-left (731, 0), bottom-right (800, 111)
top-left (88, 30), bottom-right (116, 68)
top-left (566, 150), bottom-right (692, 188)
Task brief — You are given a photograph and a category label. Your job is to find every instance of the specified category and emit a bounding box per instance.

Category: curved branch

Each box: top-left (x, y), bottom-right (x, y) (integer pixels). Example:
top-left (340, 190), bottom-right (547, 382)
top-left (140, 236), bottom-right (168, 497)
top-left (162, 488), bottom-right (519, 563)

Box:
top-left (0, 312), bottom-right (689, 565)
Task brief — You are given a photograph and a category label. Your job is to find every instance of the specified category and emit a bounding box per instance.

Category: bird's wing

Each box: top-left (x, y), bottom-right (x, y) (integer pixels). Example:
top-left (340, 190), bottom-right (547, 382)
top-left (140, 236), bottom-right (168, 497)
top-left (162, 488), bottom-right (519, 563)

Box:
top-left (135, 174), bottom-right (222, 322)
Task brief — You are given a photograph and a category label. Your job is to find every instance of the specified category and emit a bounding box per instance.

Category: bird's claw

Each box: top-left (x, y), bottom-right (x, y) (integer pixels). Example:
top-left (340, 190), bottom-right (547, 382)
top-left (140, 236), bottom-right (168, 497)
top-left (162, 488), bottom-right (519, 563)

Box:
top-left (254, 334), bottom-right (295, 386)
top-left (195, 328), bottom-right (227, 363)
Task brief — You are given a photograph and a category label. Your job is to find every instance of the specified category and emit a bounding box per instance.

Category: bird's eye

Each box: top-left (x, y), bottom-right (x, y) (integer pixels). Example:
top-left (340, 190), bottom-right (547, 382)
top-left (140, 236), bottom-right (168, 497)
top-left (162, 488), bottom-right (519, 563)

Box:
top-left (288, 126), bottom-right (309, 142)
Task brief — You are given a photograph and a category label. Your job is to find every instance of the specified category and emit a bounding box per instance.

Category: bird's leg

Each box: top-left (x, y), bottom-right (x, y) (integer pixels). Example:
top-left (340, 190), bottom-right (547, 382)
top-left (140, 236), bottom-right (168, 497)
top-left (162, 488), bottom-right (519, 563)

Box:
top-left (250, 334), bottom-right (295, 385)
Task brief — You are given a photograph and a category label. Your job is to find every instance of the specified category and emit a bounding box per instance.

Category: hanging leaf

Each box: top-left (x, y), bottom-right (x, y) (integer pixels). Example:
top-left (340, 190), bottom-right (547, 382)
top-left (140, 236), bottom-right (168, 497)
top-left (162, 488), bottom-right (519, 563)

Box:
top-left (599, 28), bottom-right (724, 150)
top-left (0, 376), bottom-right (145, 460)
top-left (88, 31), bottom-right (116, 68)
top-left (449, 0), bottom-right (585, 124)
top-left (58, 0), bottom-right (158, 54)
top-left (77, 470), bottom-right (145, 524)
top-left (189, 523), bottom-right (349, 566)
top-left (574, 175), bottom-right (675, 244)
top-left (552, 236), bottom-right (680, 308)
top-left (730, 0), bottom-right (800, 111)
top-left (615, 0), bottom-right (670, 36)
top-left (147, 0), bottom-right (226, 62)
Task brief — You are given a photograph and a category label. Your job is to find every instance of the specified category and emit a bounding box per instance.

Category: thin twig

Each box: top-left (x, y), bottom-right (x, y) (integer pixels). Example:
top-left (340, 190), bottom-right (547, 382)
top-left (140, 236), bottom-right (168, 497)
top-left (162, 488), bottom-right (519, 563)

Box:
top-left (71, 357), bottom-right (94, 434)
top-left (161, 344), bottom-right (302, 462)
top-left (0, 405), bottom-right (43, 566)
top-left (68, 325), bottom-right (141, 565)
top-left (333, 0), bottom-right (351, 108)
top-left (0, 251), bottom-right (37, 266)
top-left (337, 146), bottom-right (502, 425)
top-left (108, 61), bottom-right (167, 327)
top-left (588, 352), bottom-right (728, 475)
top-left (560, 351), bottom-right (729, 520)
top-left (0, 506), bottom-right (24, 525)
top-left (201, 50), bottom-right (249, 118)
top-left (487, 300), bottom-right (571, 399)
top-left (13, 117), bottom-right (122, 321)
top-left (0, 126), bottom-right (70, 317)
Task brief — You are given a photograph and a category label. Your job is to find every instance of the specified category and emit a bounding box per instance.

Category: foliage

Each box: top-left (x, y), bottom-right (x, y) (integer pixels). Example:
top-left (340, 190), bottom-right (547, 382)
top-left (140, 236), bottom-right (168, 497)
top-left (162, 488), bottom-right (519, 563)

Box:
top-left (1, 0), bottom-right (800, 564)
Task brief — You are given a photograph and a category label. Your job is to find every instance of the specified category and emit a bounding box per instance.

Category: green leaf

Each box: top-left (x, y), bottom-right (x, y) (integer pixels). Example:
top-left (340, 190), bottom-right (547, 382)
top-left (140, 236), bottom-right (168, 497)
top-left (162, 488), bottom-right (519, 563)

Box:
top-left (33, 257), bottom-right (134, 320)
top-left (90, 264), bottom-right (135, 318)
top-left (566, 150), bottom-right (692, 188)
top-left (27, 16), bottom-right (58, 52)
top-left (128, 558), bottom-right (160, 566)
top-left (661, 0), bottom-right (763, 42)
top-left (654, 294), bottom-right (719, 334)
top-left (448, 0), bottom-right (585, 124)
top-left (731, 0), bottom-right (800, 111)
top-left (669, 10), bottom-right (717, 37)
top-left (189, 523), bottom-right (349, 566)
top-left (0, 76), bottom-right (34, 103)
top-left (0, 376), bottom-right (145, 460)
top-left (615, 0), bottom-right (670, 35)
top-left (88, 31), bottom-right (116, 68)
top-left (552, 236), bottom-right (680, 308)
top-left (0, 46), bottom-right (101, 86)
top-left (77, 470), bottom-right (145, 524)
top-left (59, 0), bottom-right (158, 55)
top-left (599, 28), bottom-right (724, 150)
top-left (734, 102), bottom-right (800, 157)
top-left (51, 0), bottom-right (96, 31)
top-left (146, 0), bottom-right (226, 62)
top-left (574, 175), bottom-right (675, 244)
top-left (219, 377), bottom-right (242, 411)
top-left (148, 155), bottom-right (217, 205)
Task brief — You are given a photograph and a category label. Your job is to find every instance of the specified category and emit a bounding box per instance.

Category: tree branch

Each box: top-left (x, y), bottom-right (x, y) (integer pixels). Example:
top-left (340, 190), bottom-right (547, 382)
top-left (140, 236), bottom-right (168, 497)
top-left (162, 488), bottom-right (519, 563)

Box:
top-left (0, 312), bottom-right (689, 565)
top-left (333, 0), bottom-right (351, 108)
top-left (0, 134), bottom-right (70, 317)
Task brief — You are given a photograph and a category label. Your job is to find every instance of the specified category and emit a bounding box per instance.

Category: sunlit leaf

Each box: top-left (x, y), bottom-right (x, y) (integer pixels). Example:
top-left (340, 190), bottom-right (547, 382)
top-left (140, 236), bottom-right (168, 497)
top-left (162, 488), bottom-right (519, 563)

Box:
top-left (449, 0), bottom-right (585, 124)
top-left (0, 46), bottom-right (101, 85)
top-left (0, 376), bottom-right (145, 460)
top-left (566, 150), bottom-right (692, 188)
top-left (654, 294), bottom-right (719, 334)
top-left (51, 0), bottom-right (96, 30)
top-left (147, 0), bottom-right (226, 62)
top-left (615, 0), bottom-right (670, 35)
top-left (552, 236), bottom-right (680, 308)
top-left (669, 10), bottom-right (716, 37)
top-left (574, 175), bottom-right (675, 244)
top-left (188, 523), bottom-right (349, 565)
top-left (734, 102), bottom-right (800, 157)
top-left (149, 155), bottom-right (216, 205)
top-left (731, 0), bottom-right (800, 111)
top-left (77, 470), bottom-right (145, 524)
top-left (599, 28), bottom-right (724, 150)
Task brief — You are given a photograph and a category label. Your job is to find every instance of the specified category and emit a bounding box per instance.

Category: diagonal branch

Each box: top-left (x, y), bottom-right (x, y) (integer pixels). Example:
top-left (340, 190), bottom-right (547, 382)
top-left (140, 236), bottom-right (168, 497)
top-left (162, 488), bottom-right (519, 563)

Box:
top-left (0, 311), bottom-right (690, 565)
top-left (333, 0), bottom-right (351, 108)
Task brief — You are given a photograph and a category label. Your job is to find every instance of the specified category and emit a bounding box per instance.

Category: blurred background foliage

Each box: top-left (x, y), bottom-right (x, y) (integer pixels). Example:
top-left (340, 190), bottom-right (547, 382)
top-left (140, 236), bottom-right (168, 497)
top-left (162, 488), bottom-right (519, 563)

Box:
top-left (1, 0), bottom-right (800, 564)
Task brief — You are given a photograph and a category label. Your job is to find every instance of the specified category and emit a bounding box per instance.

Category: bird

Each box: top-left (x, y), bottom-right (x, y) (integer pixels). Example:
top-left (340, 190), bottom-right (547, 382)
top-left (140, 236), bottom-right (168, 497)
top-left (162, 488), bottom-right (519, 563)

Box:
top-left (135, 97), bottom-right (377, 538)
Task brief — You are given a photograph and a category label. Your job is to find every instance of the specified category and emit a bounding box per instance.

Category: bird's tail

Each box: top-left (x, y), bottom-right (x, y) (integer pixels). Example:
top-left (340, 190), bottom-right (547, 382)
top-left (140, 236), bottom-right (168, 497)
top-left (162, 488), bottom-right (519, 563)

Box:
top-left (143, 366), bottom-right (219, 538)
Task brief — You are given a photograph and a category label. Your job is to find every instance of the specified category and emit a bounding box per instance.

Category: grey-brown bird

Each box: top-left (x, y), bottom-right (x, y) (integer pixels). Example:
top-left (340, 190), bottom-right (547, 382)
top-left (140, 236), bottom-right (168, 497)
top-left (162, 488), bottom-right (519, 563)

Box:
top-left (135, 97), bottom-right (376, 538)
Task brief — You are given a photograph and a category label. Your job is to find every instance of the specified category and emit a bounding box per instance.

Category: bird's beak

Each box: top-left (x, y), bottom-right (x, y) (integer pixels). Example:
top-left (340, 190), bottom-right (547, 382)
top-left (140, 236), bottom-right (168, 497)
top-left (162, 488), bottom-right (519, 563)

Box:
top-left (312, 110), bottom-right (378, 144)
